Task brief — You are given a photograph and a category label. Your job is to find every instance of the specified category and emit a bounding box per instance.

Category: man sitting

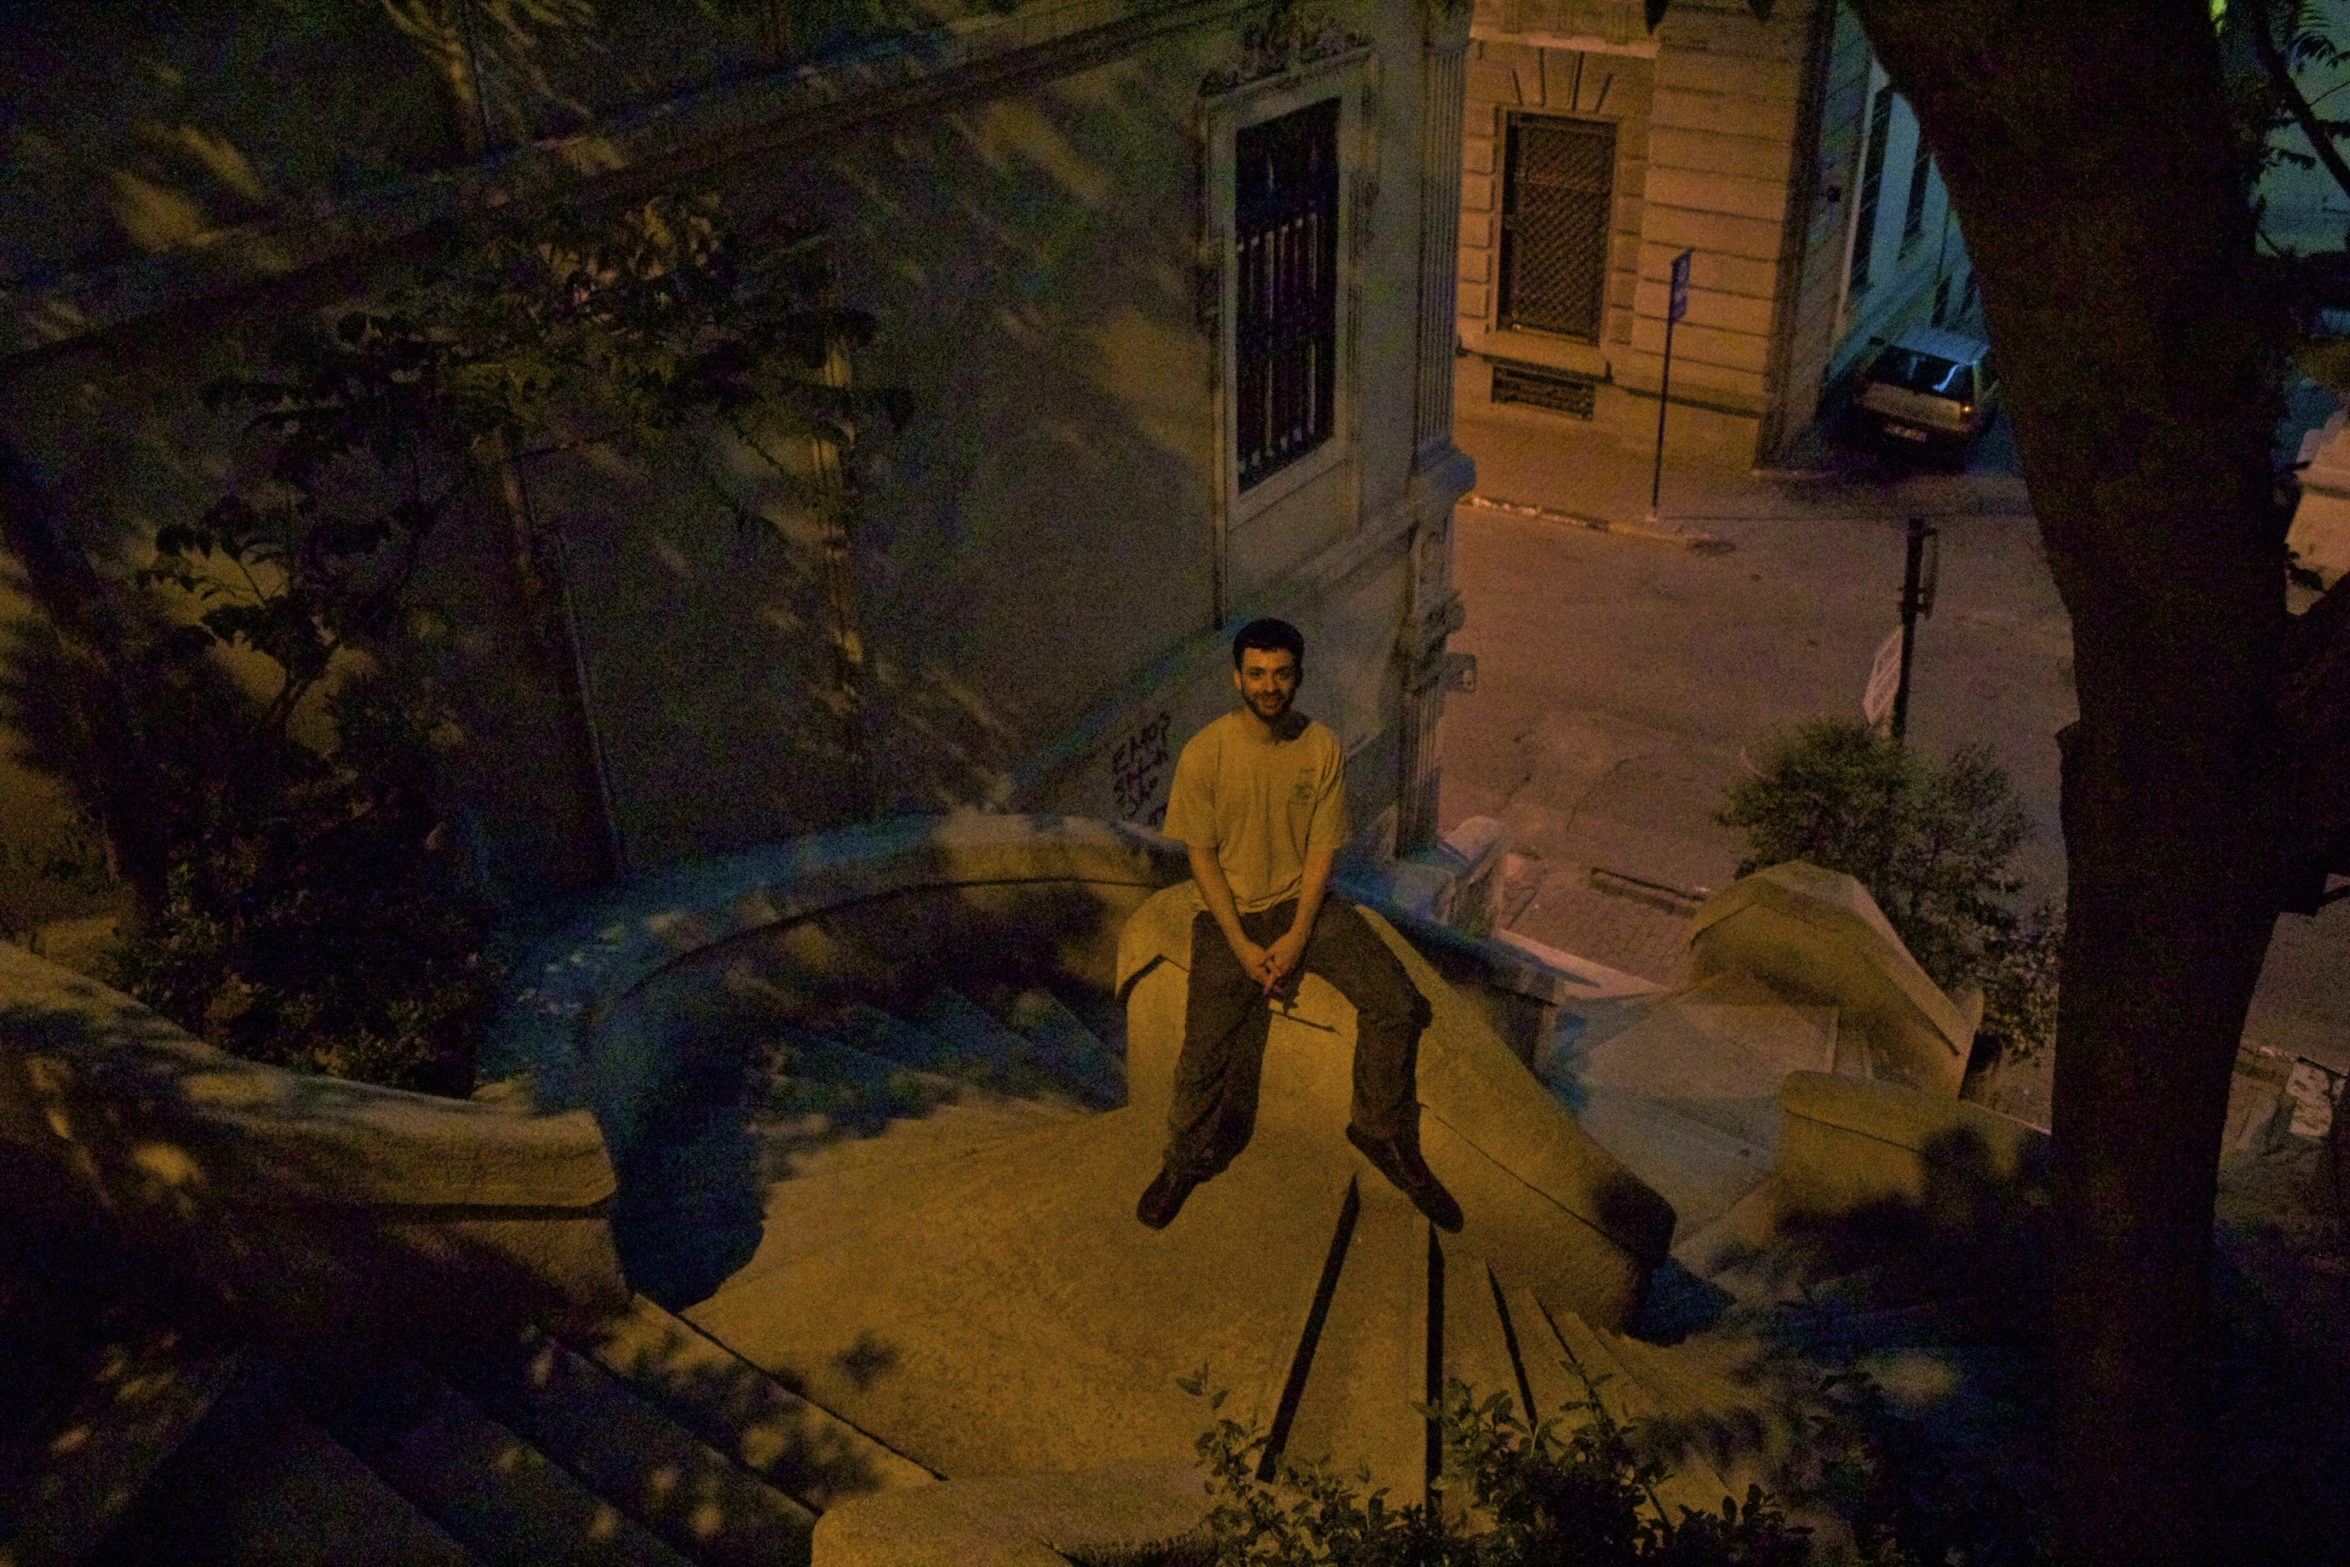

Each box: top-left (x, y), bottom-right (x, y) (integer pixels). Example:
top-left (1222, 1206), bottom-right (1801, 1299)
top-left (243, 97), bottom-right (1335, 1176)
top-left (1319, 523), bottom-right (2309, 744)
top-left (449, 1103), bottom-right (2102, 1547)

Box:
top-left (1135, 617), bottom-right (1462, 1233)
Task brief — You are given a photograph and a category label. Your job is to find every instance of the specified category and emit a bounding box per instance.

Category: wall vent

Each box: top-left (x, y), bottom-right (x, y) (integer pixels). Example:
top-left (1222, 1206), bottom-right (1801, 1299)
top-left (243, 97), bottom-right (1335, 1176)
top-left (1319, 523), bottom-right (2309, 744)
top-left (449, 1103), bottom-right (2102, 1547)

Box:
top-left (1491, 362), bottom-right (1597, 418)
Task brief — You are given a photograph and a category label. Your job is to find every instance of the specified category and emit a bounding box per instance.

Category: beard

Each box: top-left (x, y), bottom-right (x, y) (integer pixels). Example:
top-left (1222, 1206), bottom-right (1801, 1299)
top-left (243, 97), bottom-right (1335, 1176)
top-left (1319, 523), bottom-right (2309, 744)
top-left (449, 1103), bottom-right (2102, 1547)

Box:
top-left (1248, 687), bottom-right (1295, 721)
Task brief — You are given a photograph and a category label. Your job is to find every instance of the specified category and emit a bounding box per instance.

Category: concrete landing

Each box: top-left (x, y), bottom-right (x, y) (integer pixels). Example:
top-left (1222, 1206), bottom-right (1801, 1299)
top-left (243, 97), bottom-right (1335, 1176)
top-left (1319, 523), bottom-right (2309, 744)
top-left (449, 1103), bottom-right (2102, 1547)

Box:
top-left (1548, 973), bottom-right (1836, 1243)
top-left (687, 1104), bottom-right (1358, 1479)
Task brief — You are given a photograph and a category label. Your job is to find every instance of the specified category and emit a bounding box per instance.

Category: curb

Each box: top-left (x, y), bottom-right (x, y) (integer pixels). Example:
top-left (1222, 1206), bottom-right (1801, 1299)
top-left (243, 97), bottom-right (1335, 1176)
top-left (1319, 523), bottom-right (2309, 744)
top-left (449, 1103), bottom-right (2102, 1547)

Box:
top-left (1459, 492), bottom-right (1735, 553)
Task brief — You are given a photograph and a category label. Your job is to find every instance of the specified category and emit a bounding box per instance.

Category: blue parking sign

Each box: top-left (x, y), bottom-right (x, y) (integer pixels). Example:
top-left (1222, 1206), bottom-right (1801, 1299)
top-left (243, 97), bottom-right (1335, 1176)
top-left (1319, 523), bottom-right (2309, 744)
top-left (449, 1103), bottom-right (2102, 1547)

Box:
top-left (1668, 248), bottom-right (1692, 324)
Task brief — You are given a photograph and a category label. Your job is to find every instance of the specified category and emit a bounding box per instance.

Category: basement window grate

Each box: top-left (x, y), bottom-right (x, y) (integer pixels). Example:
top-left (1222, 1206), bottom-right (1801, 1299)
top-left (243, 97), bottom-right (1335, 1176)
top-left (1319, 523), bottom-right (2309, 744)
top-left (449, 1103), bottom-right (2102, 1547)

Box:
top-left (1491, 362), bottom-right (1597, 418)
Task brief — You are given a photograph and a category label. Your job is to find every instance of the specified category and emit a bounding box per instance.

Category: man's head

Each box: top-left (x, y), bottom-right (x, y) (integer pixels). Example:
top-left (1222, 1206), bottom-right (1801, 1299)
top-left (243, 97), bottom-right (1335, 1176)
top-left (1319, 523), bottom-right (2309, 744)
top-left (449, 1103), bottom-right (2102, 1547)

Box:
top-left (1231, 618), bottom-right (1305, 727)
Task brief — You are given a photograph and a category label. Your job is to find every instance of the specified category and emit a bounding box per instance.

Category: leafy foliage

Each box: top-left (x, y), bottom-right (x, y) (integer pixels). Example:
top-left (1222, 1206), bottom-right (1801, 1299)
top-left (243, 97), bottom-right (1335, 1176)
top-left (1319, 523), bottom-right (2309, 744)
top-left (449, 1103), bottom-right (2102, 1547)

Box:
top-left (0, 821), bottom-right (116, 948)
top-left (1795, 1369), bottom-right (2053, 1567)
top-left (7, 190), bottom-right (896, 1093)
top-left (1164, 1372), bottom-right (1811, 1567)
top-left (104, 671), bottom-right (495, 1094)
top-left (1715, 719), bottom-right (2061, 1061)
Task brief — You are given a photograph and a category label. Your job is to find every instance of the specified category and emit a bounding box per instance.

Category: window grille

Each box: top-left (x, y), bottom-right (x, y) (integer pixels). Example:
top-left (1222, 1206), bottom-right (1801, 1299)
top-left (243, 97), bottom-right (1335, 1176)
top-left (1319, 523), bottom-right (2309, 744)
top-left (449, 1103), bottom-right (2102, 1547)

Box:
top-left (1848, 86), bottom-right (1894, 293)
top-left (1234, 97), bottom-right (1341, 492)
top-left (1498, 115), bottom-right (1616, 341)
top-left (1492, 362), bottom-right (1597, 417)
top-left (1901, 129), bottom-right (1931, 245)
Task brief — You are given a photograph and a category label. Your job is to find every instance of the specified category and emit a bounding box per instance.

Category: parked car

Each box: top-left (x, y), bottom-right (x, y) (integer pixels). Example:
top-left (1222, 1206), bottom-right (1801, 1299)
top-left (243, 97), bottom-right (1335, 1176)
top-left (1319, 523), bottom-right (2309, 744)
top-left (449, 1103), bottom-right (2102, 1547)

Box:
top-left (1851, 327), bottom-right (2000, 464)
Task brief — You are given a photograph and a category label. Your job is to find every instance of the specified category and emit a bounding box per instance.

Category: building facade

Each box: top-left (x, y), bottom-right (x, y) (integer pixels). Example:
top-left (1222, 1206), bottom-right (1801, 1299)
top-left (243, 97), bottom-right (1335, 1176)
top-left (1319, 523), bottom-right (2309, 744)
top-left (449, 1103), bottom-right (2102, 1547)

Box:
top-left (1452, 0), bottom-right (1975, 467)
top-left (0, 0), bottom-right (1478, 906)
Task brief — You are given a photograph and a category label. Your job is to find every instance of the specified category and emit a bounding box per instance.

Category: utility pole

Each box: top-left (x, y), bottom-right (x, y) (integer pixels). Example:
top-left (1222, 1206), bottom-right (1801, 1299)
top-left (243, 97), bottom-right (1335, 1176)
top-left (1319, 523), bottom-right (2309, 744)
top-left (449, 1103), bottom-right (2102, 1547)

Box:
top-left (1891, 513), bottom-right (1939, 741)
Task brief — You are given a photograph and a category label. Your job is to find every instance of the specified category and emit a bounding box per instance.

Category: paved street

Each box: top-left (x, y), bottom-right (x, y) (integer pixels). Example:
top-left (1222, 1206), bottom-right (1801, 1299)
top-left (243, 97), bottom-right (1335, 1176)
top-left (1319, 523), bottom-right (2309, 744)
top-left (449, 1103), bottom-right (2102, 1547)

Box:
top-left (1437, 394), bottom-right (2350, 1080)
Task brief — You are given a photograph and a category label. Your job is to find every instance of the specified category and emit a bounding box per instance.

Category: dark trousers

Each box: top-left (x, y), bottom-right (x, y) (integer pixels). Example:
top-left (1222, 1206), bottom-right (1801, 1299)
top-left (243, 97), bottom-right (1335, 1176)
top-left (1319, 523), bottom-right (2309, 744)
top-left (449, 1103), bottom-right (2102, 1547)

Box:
top-left (1164, 898), bottom-right (1430, 1177)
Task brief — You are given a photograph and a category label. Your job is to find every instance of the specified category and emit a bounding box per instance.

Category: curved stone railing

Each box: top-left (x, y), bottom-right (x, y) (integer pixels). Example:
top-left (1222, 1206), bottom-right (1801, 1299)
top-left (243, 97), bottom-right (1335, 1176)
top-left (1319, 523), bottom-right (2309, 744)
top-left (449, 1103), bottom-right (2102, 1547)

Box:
top-left (480, 813), bottom-right (1189, 1160)
top-left (1686, 862), bottom-right (1983, 1097)
top-left (0, 940), bottom-right (627, 1349)
top-left (1774, 1069), bottom-right (2052, 1221)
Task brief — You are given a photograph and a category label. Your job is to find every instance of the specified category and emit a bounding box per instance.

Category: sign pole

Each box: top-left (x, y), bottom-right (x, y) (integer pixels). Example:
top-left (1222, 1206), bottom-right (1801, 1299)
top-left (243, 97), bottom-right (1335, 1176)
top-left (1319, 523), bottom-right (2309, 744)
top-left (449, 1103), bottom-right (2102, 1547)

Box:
top-left (1891, 514), bottom-right (1938, 742)
top-left (1649, 248), bottom-right (1692, 526)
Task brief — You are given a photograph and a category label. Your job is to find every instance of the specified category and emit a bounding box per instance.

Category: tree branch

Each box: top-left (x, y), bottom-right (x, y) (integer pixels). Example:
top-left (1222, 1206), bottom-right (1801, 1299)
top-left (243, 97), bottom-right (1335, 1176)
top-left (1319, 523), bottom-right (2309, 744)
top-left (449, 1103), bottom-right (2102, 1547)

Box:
top-left (2246, 0), bottom-right (2350, 214)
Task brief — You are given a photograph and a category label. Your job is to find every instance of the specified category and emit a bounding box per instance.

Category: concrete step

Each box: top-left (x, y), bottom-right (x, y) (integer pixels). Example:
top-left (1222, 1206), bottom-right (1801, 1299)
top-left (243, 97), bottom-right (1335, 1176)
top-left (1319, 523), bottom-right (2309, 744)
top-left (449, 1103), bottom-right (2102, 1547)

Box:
top-left (450, 1331), bottom-right (817, 1567)
top-left (89, 1360), bottom-right (476, 1566)
top-left (1668, 1175), bottom-right (1786, 1290)
top-left (1546, 974), bottom-right (1834, 1245)
top-left (1505, 1288), bottom-right (1735, 1521)
top-left (572, 1293), bottom-right (936, 1512)
top-left (323, 1361), bottom-right (688, 1567)
top-left (1438, 1248), bottom-right (1538, 1437)
top-left (1505, 1284), bottom-right (1600, 1434)
top-left (912, 987), bottom-right (1112, 1110)
top-left (1007, 987), bottom-right (1126, 1108)
top-left (762, 1028), bottom-right (956, 1129)
top-left (688, 1106), bottom-right (1359, 1479)
top-left (913, 987), bottom-right (1054, 1096)
top-left (1275, 1175), bottom-right (1433, 1504)
top-left (0, 1328), bottom-right (242, 1567)
top-left (1559, 1086), bottom-right (1775, 1244)
top-left (1598, 1329), bottom-right (1791, 1498)
top-left (822, 1004), bottom-right (960, 1073)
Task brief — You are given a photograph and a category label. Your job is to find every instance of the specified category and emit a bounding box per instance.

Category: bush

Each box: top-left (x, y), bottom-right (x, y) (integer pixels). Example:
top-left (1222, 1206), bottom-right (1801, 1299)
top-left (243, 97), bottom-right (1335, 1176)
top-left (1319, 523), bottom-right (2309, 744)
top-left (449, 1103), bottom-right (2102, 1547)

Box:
top-left (102, 672), bottom-right (494, 1096)
top-left (1156, 1373), bottom-right (1813, 1567)
top-left (1716, 719), bottom-right (2061, 1062)
top-left (3, 191), bottom-right (896, 1095)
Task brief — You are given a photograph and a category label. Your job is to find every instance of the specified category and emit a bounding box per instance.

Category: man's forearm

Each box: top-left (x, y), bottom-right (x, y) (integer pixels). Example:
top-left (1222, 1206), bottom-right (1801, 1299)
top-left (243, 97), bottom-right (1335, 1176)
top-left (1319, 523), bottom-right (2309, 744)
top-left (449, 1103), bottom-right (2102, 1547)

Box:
top-left (1189, 845), bottom-right (1250, 951)
top-left (1288, 844), bottom-right (1336, 938)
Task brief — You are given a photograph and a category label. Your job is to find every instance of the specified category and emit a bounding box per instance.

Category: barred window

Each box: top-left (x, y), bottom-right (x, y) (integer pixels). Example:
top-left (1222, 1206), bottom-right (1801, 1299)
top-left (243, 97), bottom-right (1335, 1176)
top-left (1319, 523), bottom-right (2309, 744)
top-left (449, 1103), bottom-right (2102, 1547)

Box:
top-left (1901, 128), bottom-right (1931, 245)
top-left (1848, 85), bottom-right (1894, 293)
top-left (1498, 115), bottom-right (1615, 342)
top-left (1234, 97), bottom-right (1340, 492)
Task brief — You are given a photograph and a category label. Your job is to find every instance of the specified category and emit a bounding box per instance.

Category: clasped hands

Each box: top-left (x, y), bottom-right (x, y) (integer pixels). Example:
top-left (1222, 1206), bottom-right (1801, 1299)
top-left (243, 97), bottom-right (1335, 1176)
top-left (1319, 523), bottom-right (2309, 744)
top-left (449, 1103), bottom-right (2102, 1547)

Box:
top-left (1235, 928), bottom-right (1309, 1002)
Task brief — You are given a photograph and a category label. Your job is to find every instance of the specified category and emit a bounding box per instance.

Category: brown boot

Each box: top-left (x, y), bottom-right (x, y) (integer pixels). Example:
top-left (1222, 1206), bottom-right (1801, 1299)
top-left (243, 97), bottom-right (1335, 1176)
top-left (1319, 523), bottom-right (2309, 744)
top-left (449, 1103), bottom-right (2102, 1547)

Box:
top-left (1345, 1124), bottom-right (1464, 1232)
top-left (1136, 1163), bottom-right (1203, 1229)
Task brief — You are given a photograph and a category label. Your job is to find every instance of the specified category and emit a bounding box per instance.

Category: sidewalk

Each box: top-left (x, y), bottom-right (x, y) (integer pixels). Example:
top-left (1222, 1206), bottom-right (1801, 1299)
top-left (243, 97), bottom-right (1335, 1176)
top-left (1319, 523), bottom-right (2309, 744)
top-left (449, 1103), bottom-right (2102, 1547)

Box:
top-left (1437, 397), bottom-right (2350, 1078)
top-left (1438, 399), bottom-right (2061, 987)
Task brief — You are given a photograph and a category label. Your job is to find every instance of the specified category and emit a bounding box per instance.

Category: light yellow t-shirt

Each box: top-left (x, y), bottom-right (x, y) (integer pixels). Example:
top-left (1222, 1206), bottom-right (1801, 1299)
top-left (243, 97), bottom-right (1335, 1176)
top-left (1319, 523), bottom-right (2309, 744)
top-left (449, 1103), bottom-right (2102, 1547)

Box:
top-left (1161, 711), bottom-right (1348, 912)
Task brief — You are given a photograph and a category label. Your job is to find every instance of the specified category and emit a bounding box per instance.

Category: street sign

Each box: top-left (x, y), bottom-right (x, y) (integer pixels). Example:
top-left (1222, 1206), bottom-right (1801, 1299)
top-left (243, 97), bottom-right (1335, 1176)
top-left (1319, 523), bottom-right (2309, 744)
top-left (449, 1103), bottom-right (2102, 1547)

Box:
top-left (1863, 626), bottom-right (1904, 726)
top-left (1668, 248), bottom-right (1692, 324)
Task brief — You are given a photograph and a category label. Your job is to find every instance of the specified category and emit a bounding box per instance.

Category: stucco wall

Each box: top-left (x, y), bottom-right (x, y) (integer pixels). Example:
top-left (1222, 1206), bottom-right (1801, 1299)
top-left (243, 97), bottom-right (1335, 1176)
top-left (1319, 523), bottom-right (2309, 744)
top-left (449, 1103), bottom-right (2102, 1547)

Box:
top-left (0, 0), bottom-right (1464, 902)
top-left (1455, 0), bottom-right (1822, 466)
top-left (1450, 0), bottom-right (1972, 468)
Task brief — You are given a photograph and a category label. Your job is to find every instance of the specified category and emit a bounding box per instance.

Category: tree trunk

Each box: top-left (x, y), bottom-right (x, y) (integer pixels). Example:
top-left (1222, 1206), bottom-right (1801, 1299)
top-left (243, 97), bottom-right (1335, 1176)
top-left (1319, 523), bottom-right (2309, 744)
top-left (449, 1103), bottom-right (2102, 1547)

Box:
top-left (1847, 4), bottom-right (2288, 1564)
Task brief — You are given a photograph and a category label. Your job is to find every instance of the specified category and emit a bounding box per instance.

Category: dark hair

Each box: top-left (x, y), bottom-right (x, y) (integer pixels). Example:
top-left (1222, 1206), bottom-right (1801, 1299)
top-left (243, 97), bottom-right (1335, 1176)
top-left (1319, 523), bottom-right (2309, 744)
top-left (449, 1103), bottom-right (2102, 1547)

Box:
top-left (1232, 617), bottom-right (1305, 670)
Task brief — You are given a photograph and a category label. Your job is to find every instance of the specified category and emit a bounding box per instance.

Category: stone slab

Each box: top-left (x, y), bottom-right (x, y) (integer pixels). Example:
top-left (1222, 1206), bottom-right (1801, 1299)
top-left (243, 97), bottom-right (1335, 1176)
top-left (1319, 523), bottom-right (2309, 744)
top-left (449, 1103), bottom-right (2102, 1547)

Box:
top-left (811, 1463), bottom-right (1209, 1567)
top-left (577, 1293), bottom-right (936, 1512)
top-left (1278, 1176), bottom-right (1431, 1501)
top-left (686, 1105), bottom-right (1356, 1480)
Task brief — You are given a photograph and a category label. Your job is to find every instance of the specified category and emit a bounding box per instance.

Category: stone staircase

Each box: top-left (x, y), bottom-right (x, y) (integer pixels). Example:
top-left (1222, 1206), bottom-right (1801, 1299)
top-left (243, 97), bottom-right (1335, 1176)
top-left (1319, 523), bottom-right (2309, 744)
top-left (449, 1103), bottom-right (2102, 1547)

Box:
top-left (3, 970), bottom-right (1137, 1567)
top-left (3, 847), bottom-right (2065, 1563)
top-left (6, 1291), bottom-right (933, 1567)
top-left (679, 890), bottom-right (1683, 1563)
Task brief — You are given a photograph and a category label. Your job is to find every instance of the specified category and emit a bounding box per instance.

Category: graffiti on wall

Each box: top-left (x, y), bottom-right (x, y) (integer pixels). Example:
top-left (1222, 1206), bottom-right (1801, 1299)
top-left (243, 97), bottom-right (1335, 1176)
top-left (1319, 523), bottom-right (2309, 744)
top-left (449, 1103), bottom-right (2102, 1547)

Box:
top-left (1110, 710), bottom-right (1174, 827)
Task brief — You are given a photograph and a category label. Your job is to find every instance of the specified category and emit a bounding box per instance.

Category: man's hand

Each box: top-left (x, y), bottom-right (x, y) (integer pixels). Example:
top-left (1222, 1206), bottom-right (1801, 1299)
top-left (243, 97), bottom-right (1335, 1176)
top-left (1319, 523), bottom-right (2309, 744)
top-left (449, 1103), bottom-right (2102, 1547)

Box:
top-left (1229, 935), bottom-right (1276, 989)
top-left (1262, 926), bottom-right (1309, 998)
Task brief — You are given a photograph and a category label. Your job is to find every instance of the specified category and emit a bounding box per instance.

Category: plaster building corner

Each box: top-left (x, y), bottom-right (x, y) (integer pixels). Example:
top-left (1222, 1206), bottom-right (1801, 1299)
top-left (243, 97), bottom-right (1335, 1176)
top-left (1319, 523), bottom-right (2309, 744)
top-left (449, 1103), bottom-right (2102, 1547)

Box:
top-left (1450, 0), bottom-right (1976, 470)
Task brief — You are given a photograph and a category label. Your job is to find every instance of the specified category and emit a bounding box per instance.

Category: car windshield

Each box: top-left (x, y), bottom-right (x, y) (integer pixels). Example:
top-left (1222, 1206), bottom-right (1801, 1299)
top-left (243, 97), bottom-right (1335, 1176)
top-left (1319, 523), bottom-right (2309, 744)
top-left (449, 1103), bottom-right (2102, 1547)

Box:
top-left (1870, 348), bottom-right (1972, 399)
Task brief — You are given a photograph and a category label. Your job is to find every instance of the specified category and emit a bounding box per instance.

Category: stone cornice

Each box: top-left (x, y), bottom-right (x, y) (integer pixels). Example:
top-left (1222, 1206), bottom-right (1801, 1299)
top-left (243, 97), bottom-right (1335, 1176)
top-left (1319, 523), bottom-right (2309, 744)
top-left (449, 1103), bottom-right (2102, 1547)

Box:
top-left (2, 0), bottom-right (1259, 364)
